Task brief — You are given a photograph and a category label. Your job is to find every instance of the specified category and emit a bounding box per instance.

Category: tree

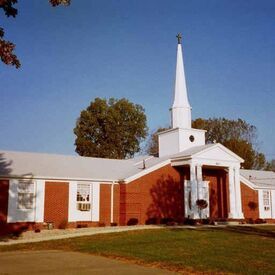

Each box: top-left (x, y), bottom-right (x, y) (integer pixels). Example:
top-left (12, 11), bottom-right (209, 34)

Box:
top-left (146, 127), bottom-right (170, 156)
top-left (0, 0), bottom-right (70, 69)
top-left (192, 117), bottom-right (267, 170)
top-left (74, 98), bottom-right (148, 159)
top-left (147, 117), bottom-right (267, 170)
top-left (266, 159), bottom-right (275, 172)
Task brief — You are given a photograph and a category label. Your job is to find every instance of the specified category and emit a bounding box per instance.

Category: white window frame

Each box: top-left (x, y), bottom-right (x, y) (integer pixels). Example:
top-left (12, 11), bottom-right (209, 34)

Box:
top-left (17, 180), bottom-right (35, 210)
top-left (76, 183), bottom-right (91, 211)
top-left (263, 190), bottom-right (271, 211)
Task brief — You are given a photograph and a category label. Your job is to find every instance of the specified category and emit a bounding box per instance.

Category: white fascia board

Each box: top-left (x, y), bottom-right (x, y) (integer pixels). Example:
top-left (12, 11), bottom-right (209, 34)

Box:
top-left (240, 175), bottom-right (275, 190)
top-left (124, 159), bottom-right (171, 183)
top-left (240, 175), bottom-right (257, 190)
top-left (171, 157), bottom-right (239, 168)
top-left (157, 127), bottom-right (206, 136)
top-left (0, 175), bottom-right (119, 184)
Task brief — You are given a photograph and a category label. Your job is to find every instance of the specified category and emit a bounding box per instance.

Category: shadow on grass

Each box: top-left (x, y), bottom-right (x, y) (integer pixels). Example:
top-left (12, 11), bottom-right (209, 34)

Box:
top-left (217, 226), bottom-right (275, 238)
top-left (168, 225), bottom-right (275, 238)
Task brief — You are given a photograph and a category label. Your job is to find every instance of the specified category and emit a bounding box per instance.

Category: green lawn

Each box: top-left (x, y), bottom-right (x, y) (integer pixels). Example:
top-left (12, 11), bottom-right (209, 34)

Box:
top-left (1, 226), bottom-right (275, 274)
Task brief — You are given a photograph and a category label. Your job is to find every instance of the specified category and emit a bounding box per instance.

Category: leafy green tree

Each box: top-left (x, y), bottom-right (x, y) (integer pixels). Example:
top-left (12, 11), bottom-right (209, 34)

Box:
top-left (146, 127), bottom-right (170, 157)
top-left (266, 159), bottom-right (275, 171)
top-left (148, 117), bottom-right (267, 170)
top-left (0, 0), bottom-right (70, 68)
top-left (74, 98), bottom-right (148, 159)
top-left (192, 118), bottom-right (267, 170)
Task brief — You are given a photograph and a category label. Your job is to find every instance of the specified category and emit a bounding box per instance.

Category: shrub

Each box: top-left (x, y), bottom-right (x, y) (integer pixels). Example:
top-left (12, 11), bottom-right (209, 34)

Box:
top-left (201, 218), bottom-right (211, 225)
top-left (246, 218), bottom-right (254, 224)
top-left (111, 222), bottom-right (118, 226)
top-left (145, 217), bottom-right (158, 225)
top-left (58, 220), bottom-right (68, 229)
top-left (184, 218), bottom-right (197, 226)
top-left (127, 218), bottom-right (138, 226)
top-left (76, 223), bottom-right (88, 228)
top-left (255, 218), bottom-right (266, 224)
top-left (160, 218), bottom-right (174, 225)
top-left (248, 201), bottom-right (258, 210)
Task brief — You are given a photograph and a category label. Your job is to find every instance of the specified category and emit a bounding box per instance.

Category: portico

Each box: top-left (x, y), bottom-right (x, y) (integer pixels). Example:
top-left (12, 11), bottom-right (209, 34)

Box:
top-left (170, 143), bottom-right (245, 219)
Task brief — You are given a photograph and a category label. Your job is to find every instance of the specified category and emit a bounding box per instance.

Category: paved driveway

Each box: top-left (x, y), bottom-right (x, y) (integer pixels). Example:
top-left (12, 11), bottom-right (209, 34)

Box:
top-left (0, 250), bottom-right (177, 275)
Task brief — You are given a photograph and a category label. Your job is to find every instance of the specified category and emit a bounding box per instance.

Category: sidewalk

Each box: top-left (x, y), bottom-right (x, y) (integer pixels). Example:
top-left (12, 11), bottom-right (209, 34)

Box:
top-left (0, 250), bottom-right (177, 274)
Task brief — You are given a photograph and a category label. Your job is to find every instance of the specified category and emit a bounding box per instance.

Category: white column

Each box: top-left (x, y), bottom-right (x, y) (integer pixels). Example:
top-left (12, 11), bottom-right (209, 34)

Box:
top-left (110, 182), bottom-right (114, 224)
top-left (35, 180), bottom-right (45, 222)
top-left (228, 167), bottom-right (237, 218)
top-left (196, 164), bottom-right (203, 199)
top-left (190, 163), bottom-right (199, 219)
top-left (234, 166), bottom-right (244, 219)
top-left (197, 164), bottom-right (203, 181)
top-left (272, 190), bottom-right (275, 219)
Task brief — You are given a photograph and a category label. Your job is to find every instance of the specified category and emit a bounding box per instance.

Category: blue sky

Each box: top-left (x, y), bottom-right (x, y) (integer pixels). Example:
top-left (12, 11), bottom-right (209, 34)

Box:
top-left (1, 0), bottom-right (275, 159)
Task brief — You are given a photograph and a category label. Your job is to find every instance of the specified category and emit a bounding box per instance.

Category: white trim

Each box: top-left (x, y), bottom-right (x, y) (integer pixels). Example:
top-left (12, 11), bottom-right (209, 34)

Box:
top-left (228, 167), bottom-right (236, 218)
top-left (35, 180), bottom-right (45, 222)
top-left (0, 175), bottom-right (118, 183)
top-left (272, 190), bottom-right (275, 219)
top-left (157, 127), bottom-right (206, 135)
top-left (7, 179), bottom-right (36, 223)
top-left (91, 182), bottom-right (100, 221)
top-left (240, 175), bottom-right (257, 190)
top-left (233, 166), bottom-right (244, 219)
top-left (124, 159), bottom-right (171, 183)
top-left (171, 158), bottom-right (240, 168)
top-left (258, 189), bottom-right (272, 219)
top-left (110, 182), bottom-right (114, 223)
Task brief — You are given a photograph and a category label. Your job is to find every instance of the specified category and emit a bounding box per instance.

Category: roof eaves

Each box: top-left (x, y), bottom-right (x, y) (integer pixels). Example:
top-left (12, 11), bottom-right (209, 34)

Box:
top-left (0, 175), bottom-right (119, 183)
top-left (123, 159), bottom-right (171, 183)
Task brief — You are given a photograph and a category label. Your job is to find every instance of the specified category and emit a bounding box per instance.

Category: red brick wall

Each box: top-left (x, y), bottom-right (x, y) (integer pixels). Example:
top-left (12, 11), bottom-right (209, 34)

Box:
top-left (119, 165), bottom-right (188, 225)
top-left (241, 182), bottom-right (259, 220)
top-left (113, 184), bottom-right (120, 224)
top-left (100, 184), bottom-right (111, 225)
top-left (203, 169), bottom-right (229, 219)
top-left (44, 181), bottom-right (69, 229)
top-left (0, 180), bottom-right (9, 224)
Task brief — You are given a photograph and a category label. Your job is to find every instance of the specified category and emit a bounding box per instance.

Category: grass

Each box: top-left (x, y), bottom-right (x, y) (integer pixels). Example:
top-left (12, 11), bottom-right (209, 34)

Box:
top-left (0, 225), bottom-right (275, 274)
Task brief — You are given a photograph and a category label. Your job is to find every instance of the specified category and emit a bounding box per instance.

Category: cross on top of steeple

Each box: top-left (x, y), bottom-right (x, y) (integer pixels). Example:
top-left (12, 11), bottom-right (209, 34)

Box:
top-left (176, 33), bottom-right (182, 44)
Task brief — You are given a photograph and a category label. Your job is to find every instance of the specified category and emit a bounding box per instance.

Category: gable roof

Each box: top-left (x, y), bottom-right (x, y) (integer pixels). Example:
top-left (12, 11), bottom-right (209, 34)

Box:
top-left (240, 169), bottom-right (275, 189)
top-left (0, 150), bottom-right (167, 182)
top-left (0, 145), bottom-right (248, 183)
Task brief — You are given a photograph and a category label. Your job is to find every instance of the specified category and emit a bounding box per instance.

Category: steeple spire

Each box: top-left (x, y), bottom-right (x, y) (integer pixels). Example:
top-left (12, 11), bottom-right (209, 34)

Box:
top-left (171, 34), bottom-right (191, 129)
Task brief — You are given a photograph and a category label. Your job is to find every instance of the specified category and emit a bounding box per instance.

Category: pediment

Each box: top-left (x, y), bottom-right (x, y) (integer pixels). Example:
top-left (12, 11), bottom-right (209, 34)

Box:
top-left (193, 143), bottom-right (244, 163)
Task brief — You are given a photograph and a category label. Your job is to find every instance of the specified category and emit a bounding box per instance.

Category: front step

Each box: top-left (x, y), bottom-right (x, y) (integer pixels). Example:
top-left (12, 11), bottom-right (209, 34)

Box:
top-left (214, 221), bottom-right (240, 226)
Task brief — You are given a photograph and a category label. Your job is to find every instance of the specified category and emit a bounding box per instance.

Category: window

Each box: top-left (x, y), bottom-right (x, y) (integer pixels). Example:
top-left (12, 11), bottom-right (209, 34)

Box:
top-left (76, 183), bottom-right (91, 211)
top-left (17, 180), bottom-right (35, 210)
top-left (263, 191), bottom-right (270, 211)
top-left (189, 135), bottom-right (195, 142)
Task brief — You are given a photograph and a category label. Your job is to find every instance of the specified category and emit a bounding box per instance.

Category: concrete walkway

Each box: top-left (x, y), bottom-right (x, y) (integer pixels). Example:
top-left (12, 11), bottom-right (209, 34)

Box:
top-left (0, 250), bottom-right (177, 274)
top-left (0, 225), bottom-right (170, 246)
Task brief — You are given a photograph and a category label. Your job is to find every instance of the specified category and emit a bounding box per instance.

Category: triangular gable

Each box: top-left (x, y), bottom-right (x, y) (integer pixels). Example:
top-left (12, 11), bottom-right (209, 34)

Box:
top-left (192, 143), bottom-right (244, 163)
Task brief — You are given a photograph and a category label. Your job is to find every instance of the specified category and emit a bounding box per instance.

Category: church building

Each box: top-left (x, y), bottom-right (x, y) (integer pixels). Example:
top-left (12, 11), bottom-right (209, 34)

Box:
top-left (0, 35), bottom-right (275, 234)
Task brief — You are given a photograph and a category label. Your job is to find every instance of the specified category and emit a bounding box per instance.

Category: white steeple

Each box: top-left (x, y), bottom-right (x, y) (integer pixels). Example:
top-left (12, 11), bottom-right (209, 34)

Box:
top-left (171, 34), bottom-right (191, 129)
top-left (158, 34), bottom-right (206, 158)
